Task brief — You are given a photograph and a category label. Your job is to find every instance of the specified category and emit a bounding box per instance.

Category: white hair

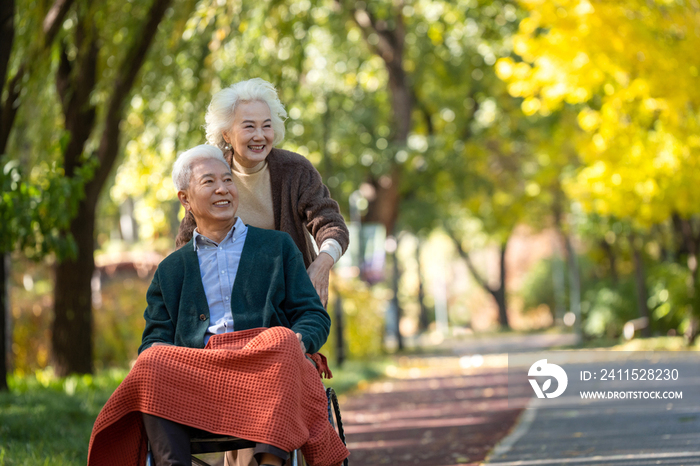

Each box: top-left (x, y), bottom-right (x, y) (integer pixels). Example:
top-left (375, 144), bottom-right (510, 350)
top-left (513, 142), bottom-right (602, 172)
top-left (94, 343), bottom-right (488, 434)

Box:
top-left (172, 144), bottom-right (229, 191)
top-left (205, 78), bottom-right (288, 150)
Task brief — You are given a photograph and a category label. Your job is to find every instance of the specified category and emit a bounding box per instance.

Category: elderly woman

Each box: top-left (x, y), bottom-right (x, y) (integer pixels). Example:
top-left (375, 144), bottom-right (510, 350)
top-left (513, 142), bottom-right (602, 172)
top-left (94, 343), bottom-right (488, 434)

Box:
top-left (177, 78), bottom-right (349, 307)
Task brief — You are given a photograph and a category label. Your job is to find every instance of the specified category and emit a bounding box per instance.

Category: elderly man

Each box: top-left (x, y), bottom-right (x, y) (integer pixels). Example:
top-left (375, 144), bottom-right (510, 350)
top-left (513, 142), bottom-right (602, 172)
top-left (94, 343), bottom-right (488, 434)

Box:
top-left (87, 145), bottom-right (347, 466)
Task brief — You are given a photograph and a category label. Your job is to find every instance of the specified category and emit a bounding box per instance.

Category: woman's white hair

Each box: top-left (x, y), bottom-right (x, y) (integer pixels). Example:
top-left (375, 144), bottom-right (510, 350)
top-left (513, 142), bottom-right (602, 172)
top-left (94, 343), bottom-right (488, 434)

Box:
top-left (205, 78), bottom-right (287, 150)
top-left (172, 144), bottom-right (229, 191)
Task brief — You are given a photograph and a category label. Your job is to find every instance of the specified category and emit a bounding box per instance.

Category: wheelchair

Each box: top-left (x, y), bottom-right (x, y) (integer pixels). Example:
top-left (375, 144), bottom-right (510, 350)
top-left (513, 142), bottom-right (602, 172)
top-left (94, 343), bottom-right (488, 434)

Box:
top-left (146, 387), bottom-right (348, 466)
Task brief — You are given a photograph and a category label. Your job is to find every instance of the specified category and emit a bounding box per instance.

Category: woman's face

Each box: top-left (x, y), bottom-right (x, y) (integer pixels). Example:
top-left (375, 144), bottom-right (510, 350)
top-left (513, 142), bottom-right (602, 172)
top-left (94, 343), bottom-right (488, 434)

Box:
top-left (223, 100), bottom-right (274, 169)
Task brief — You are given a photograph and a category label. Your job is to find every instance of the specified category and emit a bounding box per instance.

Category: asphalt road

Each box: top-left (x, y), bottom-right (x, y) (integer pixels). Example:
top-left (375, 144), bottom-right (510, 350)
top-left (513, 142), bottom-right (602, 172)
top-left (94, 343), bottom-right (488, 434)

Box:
top-left (484, 353), bottom-right (700, 466)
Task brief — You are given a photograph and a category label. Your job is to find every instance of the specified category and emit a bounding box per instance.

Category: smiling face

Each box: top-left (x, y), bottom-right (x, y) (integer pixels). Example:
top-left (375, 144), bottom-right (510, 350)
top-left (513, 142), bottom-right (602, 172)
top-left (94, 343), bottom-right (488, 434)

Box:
top-left (223, 100), bottom-right (274, 168)
top-left (177, 157), bottom-right (238, 237)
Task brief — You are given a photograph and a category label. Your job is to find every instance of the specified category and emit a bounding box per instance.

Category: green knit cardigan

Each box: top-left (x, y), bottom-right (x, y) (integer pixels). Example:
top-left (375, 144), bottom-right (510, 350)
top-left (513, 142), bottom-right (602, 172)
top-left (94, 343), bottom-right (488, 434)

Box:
top-left (139, 226), bottom-right (330, 355)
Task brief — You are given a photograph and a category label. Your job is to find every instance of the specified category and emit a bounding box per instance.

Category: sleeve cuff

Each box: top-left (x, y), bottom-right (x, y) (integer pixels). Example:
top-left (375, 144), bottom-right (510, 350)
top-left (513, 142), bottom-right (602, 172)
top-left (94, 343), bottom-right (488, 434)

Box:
top-left (319, 239), bottom-right (343, 264)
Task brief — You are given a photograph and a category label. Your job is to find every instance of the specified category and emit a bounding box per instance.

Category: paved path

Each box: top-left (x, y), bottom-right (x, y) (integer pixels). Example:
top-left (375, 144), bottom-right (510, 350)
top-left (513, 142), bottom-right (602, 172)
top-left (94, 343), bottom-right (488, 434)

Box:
top-left (485, 353), bottom-right (700, 466)
top-left (339, 333), bottom-right (576, 465)
top-left (340, 361), bottom-right (526, 465)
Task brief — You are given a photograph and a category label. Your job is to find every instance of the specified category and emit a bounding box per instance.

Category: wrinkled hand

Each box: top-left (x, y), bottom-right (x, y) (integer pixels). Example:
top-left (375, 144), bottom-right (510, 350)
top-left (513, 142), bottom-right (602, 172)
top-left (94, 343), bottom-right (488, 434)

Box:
top-left (296, 333), bottom-right (306, 354)
top-left (306, 252), bottom-right (334, 307)
top-left (150, 342), bottom-right (173, 348)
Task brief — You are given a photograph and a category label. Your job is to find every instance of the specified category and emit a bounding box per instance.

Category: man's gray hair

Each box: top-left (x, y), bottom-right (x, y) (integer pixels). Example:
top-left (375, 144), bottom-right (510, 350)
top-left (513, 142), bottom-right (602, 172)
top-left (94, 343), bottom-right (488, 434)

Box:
top-left (172, 144), bottom-right (229, 191)
top-left (205, 78), bottom-right (287, 150)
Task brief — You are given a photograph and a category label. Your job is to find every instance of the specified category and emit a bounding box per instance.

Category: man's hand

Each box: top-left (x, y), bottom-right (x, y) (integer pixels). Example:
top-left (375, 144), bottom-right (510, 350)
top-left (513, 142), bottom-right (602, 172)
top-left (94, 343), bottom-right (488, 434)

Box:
top-left (306, 252), bottom-right (334, 307)
top-left (296, 333), bottom-right (306, 354)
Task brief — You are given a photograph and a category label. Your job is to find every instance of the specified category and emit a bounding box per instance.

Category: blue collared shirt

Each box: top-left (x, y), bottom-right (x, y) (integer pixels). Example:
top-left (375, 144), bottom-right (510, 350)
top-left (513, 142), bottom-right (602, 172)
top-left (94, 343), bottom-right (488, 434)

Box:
top-left (193, 217), bottom-right (248, 346)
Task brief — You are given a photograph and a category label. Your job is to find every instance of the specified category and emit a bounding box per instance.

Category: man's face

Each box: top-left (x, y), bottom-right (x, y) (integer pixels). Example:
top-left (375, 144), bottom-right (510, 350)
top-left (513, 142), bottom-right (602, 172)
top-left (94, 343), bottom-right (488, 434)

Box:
top-left (178, 158), bottom-right (238, 228)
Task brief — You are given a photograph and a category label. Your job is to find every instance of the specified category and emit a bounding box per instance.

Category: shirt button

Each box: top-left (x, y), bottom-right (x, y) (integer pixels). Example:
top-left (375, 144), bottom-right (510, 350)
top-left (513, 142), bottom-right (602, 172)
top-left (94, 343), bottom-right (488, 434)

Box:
top-left (220, 270), bottom-right (225, 274)
top-left (225, 296), bottom-right (229, 301)
top-left (199, 314), bottom-right (206, 321)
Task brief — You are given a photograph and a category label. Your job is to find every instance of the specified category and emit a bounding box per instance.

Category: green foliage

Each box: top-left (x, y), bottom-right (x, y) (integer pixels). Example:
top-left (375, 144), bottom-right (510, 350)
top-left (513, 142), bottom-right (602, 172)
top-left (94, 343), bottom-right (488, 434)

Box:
top-left (93, 275), bottom-right (151, 370)
top-left (10, 258), bottom-right (152, 374)
top-left (520, 256), bottom-right (564, 319)
top-left (580, 280), bottom-right (638, 339)
top-left (520, 254), bottom-right (693, 339)
top-left (0, 156), bottom-right (95, 259)
top-left (646, 263), bottom-right (692, 334)
top-left (322, 277), bottom-right (386, 362)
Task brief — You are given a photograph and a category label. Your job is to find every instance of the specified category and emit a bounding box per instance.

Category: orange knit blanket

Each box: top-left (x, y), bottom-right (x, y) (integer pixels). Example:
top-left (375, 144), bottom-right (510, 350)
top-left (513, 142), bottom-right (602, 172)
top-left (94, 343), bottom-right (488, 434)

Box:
top-left (87, 327), bottom-right (349, 466)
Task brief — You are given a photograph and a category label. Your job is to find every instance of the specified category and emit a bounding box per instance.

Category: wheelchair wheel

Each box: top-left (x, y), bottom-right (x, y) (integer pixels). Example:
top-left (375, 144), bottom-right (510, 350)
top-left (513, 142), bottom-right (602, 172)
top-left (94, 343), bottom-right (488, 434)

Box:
top-left (326, 387), bottom-right (349, 466)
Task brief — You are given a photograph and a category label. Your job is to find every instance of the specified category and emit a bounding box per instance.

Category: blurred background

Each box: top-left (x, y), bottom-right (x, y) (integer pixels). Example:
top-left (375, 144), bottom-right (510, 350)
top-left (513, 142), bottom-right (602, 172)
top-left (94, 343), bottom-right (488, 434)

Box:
top-left (2, 0), bottom-right (700, 385)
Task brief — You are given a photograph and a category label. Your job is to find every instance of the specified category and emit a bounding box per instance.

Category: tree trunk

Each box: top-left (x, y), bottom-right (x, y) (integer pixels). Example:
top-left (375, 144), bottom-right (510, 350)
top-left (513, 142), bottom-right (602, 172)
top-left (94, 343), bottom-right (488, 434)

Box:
top-left (332, 283), bottom-right (345, 367)
top-left (0, 0), bottom-right (13, 97)
top-left (552, 199), bottom-right (582, 337)
top-left (600, 239), bottom-right (618, 285)
top-left (550, 253), bottom-right (566, 323)
top-left (0, 254), bottom-right (8, 391)
top-left (0, 0), bottom-right (14, 393)
top-left (50, 0), bottom-right (173, 375)
top-left (629, 235), bottom-right (651, 337)
top-left (0, 0), bottom-right (16, 153)
top-left (496, 242), bottom-right (509, 329)
top-left (1, 0), bottom-right (79, 381)
top-left (390, 245), bottom-right (403, 350)
top-left (562, 233), bottom-right (582, 337)
top-left (671, 214), bottom-right (700, 342)
top-left (339, 1), bottom-right (409, 236)
top-left (416, 240), bottom-right (429, 333)
top-left (52, 204), bottom-right (95, 375)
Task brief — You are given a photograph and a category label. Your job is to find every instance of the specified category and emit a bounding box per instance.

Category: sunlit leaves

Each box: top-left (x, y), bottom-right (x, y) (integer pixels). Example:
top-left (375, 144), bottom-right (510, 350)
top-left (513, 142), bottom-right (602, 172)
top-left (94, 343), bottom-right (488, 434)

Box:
top-left (500, 0), bottom-right (700, 227)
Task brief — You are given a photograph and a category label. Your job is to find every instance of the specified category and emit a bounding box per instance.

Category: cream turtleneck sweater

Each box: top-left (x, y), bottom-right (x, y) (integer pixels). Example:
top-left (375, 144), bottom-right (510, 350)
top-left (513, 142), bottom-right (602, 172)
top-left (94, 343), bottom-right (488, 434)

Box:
top-left (230, 157), bottom-right (342, 263)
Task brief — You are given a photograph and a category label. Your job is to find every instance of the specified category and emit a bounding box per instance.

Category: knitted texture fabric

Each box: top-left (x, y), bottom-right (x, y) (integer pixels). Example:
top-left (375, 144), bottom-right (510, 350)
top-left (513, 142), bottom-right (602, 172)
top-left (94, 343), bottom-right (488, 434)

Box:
top-left (88, 327), bottom-right (349, 466)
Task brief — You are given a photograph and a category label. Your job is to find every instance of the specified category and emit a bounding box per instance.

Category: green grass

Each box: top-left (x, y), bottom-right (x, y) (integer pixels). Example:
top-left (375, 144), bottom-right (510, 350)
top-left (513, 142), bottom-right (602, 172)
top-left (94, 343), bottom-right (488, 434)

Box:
top-left (322, 358), bottom-right (390, 395)
top-left (0, 369), bottom-right (127, 466)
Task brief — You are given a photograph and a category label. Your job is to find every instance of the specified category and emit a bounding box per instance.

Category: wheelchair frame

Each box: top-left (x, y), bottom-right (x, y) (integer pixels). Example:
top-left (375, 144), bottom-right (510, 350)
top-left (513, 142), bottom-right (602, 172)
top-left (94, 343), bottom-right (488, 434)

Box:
top-left (146, 388), bottom-right (348, 466)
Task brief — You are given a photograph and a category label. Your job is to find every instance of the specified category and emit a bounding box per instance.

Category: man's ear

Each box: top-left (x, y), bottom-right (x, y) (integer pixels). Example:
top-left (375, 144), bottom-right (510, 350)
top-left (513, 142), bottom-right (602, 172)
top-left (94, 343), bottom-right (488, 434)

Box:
top-left (177, 190), bottom-right (190, 211)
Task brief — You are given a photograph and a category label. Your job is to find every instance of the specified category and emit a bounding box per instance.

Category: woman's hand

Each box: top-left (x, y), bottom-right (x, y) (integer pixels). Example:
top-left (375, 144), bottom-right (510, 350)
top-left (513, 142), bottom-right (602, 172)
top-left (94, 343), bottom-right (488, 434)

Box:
top-left (306, 252), bottom-right (334, 307)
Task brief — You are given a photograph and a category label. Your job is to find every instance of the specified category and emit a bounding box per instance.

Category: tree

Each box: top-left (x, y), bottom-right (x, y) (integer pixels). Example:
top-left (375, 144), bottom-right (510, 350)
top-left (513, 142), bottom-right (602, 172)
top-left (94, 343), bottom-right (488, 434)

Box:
top-left (1, 0), bottom-right (77, 389)
top-left (48, 0), bottom-right (175, 375)
top-left (499, 0), bottom-right (700, 338)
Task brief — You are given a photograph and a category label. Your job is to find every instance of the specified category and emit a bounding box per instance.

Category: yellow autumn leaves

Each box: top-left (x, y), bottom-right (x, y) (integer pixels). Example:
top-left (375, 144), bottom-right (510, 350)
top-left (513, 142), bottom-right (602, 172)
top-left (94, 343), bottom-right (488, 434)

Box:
top-left (497, 0), bottom-right (700, 227)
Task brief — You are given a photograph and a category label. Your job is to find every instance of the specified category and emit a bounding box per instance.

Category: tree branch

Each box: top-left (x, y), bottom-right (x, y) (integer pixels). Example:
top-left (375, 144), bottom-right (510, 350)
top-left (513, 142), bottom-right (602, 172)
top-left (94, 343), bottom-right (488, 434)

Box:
top-left (446, 229), bottom-right (495, 295)
top-left (0, 0), bottom-right (14, 98)
top-left (1, 0), bottom-right (76, 154)
top-left (43, 0), bottom-right (75, 46)
top-left (88, 0), bottom-right (173, 204)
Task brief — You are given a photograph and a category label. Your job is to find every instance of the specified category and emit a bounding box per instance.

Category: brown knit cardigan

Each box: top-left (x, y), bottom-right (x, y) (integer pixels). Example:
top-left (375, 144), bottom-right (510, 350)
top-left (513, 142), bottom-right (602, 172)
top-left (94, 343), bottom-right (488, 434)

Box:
top-left (176, 148), bottom-right (349, 267)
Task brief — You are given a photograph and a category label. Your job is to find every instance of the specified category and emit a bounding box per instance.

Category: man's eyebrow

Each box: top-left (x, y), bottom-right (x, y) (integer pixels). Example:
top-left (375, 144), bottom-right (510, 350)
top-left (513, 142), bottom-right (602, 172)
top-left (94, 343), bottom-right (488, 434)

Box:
top-left (199, 171), bottom-right (232, 179)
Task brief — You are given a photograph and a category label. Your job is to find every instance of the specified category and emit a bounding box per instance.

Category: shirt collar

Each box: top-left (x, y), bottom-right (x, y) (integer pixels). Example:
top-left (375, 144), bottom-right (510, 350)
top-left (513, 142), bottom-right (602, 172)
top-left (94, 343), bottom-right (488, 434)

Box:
top-left (192, 217), bottom-right (246, 251)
